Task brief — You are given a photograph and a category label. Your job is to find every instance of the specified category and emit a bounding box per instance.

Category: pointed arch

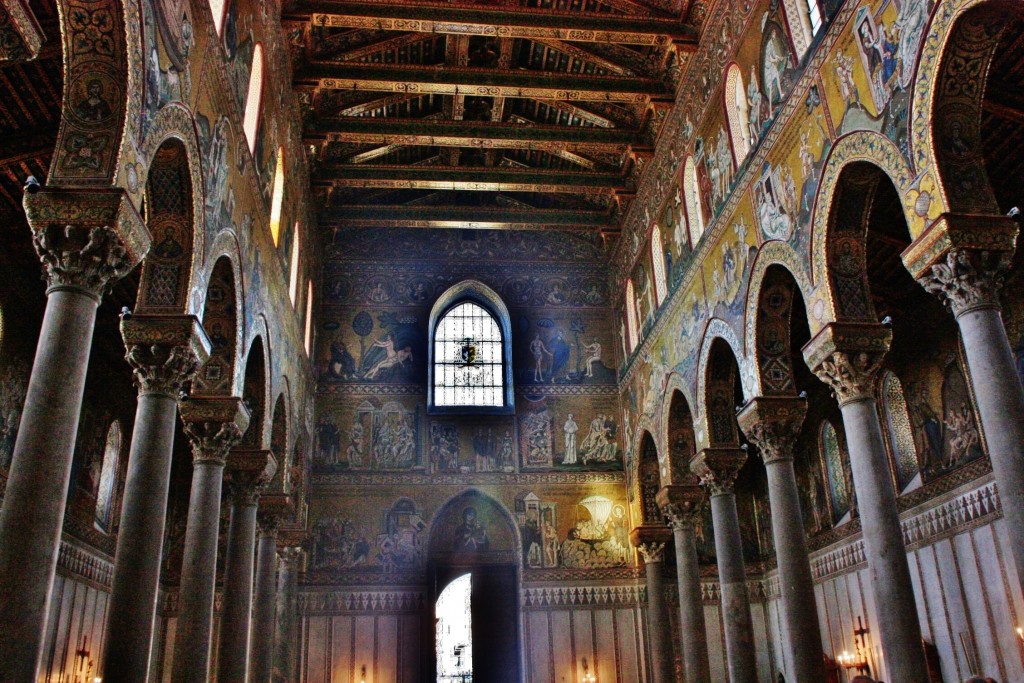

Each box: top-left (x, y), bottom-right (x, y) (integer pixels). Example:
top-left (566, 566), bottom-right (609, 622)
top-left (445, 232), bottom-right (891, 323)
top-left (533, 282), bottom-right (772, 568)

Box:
top-left (240, 336), bottom-right (268, 448)
top-left (288, 222), bottom-right (300, 306)
top-left (624, 279), bottom-right (639, 353)
top-left (650, 225), bottom-right (667, 306)
top-left (683, 156), bottom-right (705, 244)
top-left (195, 256), bottom-right (240, 396)
top-left (242, 43), bottom-right (265, 154)
top-left (269, 391), bottom-right (289, 491)
top-left (269, 147), bottom-right (285, 246)
top-left (137, 139), bottom-right (195, 313)
top-left (304, 280), bottom-right (314, 357)
top-left (725, 64), bottom-right (751, 165)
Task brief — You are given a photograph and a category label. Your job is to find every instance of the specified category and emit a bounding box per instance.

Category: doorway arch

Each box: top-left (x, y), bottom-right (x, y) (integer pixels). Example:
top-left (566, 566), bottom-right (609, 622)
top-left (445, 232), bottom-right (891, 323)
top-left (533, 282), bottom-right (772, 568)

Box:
top-left (424, 490), bottom-right (522, 683)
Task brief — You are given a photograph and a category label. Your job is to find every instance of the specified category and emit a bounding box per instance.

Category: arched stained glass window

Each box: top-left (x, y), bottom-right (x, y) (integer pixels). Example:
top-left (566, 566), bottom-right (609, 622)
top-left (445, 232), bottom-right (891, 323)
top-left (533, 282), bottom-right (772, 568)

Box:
top-left (725, 64), bottom-right (751, 164)
top-left (881, 371), bottom-right (920, 491)
top-left (242, 44), bottom-right (264, 154)
top-left (434, 302), bottom-right (503, 408)
top-left (269, 148), bottom-right (285, 246)
top-left (650, 226), bottom-right (667, 306)
top-left (95, 422), bottom-right (121, 532)
top-left (819, 420), bottom-right (849, 522)
top-left (289, 222), bottom-right (300, 306)
top-left (429, 282), bottom-right (514, 414)
top-left (304, 280), bottom-right (314, 357)
top-left (625, 279), bottom-right (639, 352)
top-left (683, 157), bottom-right (705, 245)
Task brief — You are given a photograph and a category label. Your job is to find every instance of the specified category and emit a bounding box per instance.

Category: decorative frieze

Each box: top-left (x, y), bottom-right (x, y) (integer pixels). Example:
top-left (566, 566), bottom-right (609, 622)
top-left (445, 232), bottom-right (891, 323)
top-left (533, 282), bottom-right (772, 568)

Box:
top-left (299, 590), bottom-right (426, 614)
top-left (522, 584), bottom-right (645, 609)
top-left (56, 540), bottom-right (113, 589)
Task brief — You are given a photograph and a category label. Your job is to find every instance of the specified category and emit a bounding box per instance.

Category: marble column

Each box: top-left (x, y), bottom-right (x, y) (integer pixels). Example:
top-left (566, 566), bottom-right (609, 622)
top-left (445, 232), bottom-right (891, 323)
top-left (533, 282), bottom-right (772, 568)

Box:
top-left (102, 315), bottom-right (210, 683)
top-left (738, 396), bottom-right (825, 683)
top-left (171, 397), bottom-right (250, 683)
top-left (906, 217), bottom-right (1024, 593)
top-left (804, 323), bottom-right (928, 682)
top-left (657, 485), bottom-right (710, 683)
top-left (271, 544), bottom-right (303, 683)
top-left (691, 447), bottom-right (756, 683)
top-left (630, 525), bottom-right (674, 683)
top-left (250, 495), bottom-right (292, 683)
top-left (216, 449), bottom-right (276, 683)
top-left (0, 188), bottom-right (147, 681)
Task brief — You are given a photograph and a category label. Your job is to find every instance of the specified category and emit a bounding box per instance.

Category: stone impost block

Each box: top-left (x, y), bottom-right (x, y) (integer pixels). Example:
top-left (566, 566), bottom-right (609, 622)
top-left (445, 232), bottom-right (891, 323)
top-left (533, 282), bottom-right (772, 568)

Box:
top-left (690, 447), bottom-right (747, 496)
top-left (736, 396), bottom-right (807, 464)
top-left (902, 212), bottom-right (1018, 280)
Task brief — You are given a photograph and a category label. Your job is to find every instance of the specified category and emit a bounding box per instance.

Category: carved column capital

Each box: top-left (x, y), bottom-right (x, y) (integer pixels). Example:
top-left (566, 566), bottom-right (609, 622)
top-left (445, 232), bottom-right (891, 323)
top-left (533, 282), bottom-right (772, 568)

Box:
top-left (121, 314), bottom-right (212, 397)
top-left (690, 447), bottom-right (747, 496)
top-left (276, 546), bottom-right (304, 569)
top-left (802, 323), bottom-right (891, 406)
top-left (225, 449), bottom-right (276, 505)
top-left (179, 397), bottom-right (251, 466)
top-left (903, 213), bottom-right (1019, 317)
top-left (918, 248), bottom-right (1012, 317)
top-left (24, 188), bottom-right (149, 300)
top-left (258, 493), bottom-right (295, 534)
top-left (656, 484), bottom-right (705, 529)
top-left (736, 396), bottom-right (807, 465)
top-left (630, 525), bottom-right (672, 564)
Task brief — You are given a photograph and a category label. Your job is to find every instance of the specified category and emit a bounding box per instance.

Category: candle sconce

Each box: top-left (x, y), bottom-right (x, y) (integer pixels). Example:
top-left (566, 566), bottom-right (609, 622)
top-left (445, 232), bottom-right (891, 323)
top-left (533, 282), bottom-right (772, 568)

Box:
top-left (837, 616), bottom-right (871, 677)
top-left (358, 664), bottom-right (367, 683)
top-left (580, 656), bottom-right (597, 683)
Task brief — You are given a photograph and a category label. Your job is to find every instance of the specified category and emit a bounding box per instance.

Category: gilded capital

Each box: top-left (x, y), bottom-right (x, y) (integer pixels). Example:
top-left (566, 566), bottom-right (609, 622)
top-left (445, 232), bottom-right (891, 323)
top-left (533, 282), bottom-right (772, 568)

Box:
top-left (655, 484), bottom-right (705, 529)
top-left (24, 188), bottom-right (149, 299)
top-left (736, 396), bottom-right (806, 465)
top-left (179, 396), bottom-right (251, 466)
top-left (690, 447), bottom-right (746, 496)
top-left (121, 314), bottom-right (212, 397)
top-left (802, 323), bottom-right (891, 406)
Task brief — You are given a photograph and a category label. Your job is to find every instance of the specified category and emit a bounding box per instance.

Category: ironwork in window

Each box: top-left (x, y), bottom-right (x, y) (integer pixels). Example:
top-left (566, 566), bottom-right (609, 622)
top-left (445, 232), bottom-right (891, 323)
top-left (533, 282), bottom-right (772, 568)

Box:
top-left (433, 302), bottom-right (504, 407)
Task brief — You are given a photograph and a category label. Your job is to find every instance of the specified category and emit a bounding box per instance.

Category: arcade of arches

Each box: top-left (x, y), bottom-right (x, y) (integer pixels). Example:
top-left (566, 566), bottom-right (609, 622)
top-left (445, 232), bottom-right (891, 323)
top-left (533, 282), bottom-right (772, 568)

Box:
top-left (0, 0), bottom-right (1022, 681)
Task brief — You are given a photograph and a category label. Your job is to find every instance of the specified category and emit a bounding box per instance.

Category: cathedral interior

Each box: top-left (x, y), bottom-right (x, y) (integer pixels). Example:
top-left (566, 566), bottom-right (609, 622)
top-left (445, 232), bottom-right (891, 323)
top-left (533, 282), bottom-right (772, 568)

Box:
top-left (0, 0), bottom-right (1023, 680)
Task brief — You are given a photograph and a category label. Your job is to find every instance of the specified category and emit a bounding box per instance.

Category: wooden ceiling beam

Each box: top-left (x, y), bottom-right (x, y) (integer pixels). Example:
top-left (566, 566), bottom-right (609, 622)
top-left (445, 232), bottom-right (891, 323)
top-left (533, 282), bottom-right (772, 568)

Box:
top-left (314, 164), bottom-right (625, 193)
top-left (320, 204), bottom-right (614, 230)
top-left (292, 2), bottom-right (697, 46)
top-left (297, 62), bottom-right (666, 102)
top-left (306, 117), bottom-right (637, 153)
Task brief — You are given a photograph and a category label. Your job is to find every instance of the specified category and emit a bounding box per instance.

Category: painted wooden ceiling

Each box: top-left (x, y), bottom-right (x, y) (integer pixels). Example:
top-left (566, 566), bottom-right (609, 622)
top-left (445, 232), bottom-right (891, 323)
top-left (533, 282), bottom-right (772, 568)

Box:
top-left (285, 0), bottom-right (699, 237)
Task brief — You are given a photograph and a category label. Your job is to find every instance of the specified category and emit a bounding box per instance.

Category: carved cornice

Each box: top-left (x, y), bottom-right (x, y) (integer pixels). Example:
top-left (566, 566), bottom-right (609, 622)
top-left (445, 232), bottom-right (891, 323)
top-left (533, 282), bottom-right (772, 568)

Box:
top-left (179, 397), bottom-right (251, 466)
top-left (23, 188), bottom-right (149, 300)
top-left (901, 213), bottom-right (1018, 280)
top-left (690, 447), bottom-right (747, 496)
top-left (801, 323), bottom-right (891, 406)
top-left (120, 314), bottom-right (211, 398)
top-left (736, 396), bottom-right (807, 465)
top-left (656, 484), bottom-right (705, 529)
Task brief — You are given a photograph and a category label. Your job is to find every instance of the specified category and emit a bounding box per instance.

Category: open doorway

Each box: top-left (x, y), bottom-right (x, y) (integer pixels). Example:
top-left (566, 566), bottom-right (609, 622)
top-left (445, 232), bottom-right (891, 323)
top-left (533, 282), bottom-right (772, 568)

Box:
top-left (424, 491), bottom-right (521, 683)
top-left (436, 573), bottom-right (473, 682)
